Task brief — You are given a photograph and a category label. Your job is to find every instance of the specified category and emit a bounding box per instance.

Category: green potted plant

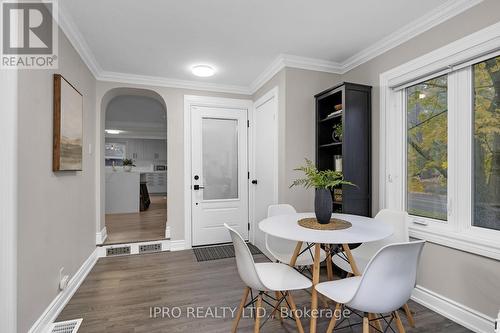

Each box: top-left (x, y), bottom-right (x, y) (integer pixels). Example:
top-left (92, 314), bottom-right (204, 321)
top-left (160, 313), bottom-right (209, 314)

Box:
top-left (290, 158), bottom-right (355, 224)
top-left (332, 123), bottom-right (343, 142)
top-left (122, 158), bottom-right (136, 172)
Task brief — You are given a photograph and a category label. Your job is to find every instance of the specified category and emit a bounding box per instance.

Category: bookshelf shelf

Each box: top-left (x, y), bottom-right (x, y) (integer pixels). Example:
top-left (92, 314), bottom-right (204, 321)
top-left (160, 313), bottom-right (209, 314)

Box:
top-left (315, 82), bottom-right (372, 216)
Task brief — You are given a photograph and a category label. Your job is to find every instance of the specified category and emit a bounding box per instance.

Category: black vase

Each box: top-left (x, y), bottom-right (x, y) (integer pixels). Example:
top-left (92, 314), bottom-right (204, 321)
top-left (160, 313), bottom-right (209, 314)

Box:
top-left (315, 188), bottom-right (333, 224)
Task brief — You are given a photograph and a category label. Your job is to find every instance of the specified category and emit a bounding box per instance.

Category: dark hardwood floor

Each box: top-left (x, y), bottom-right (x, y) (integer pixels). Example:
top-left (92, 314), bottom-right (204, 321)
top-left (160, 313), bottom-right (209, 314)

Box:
top-left (57, 250), bottom-right (471, 333)
top-left (104, 195), bottom-right (167, 245)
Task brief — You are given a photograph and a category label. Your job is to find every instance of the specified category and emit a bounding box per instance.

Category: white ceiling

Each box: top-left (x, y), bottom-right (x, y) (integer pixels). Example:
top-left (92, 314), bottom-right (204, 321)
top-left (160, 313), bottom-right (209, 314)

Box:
top-left (61, 0), bottom-right (477, 92)
top-left (106, 95), bottom-right (166, 123)
top-left (105, 95), bottom-right (167, 139)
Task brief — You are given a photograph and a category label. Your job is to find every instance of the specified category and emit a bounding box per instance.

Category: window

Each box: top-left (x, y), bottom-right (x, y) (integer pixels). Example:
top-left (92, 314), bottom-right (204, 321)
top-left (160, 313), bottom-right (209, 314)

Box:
top-left (406, 76), bottom-right (448, 221)
top-left (473, 56), bottom-right (500, 231)
top-left (381, 29), bottom-right (500, 259)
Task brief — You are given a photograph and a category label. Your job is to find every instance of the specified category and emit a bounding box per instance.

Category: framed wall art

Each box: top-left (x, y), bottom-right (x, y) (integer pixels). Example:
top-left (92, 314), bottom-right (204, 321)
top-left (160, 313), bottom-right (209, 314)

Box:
top-left (53, 74), bottom-right (83, 171)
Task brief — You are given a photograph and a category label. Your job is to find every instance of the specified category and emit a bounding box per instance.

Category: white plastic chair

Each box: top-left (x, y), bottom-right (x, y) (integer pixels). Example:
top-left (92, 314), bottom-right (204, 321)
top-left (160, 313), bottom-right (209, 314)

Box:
top-left (332, 209), bottom-right (409, 274)
top-left (317, 241), bottom-right (425, 333)
top-left (225, 224), bottom-right (312, 333)
top-left (266, 204), bottom-right (327, 266)
top-left (332, 209), bottom-right (417, 326)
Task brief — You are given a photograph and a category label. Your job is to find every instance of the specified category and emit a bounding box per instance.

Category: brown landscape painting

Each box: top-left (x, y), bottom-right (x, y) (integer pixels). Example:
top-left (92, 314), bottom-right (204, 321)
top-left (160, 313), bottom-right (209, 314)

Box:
top-left (53, 74), bottom-right (83, 171)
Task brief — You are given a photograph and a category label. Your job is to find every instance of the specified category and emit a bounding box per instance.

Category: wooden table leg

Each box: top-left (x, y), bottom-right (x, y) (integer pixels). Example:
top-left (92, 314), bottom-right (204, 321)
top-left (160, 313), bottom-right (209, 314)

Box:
top-left (289, 241), bottom-right (303, 266)
top-left (326, 244), bottom-right (334, 281)
top-left (342, 243), bottom-right (361, 276)
top-left (309, 243), bottom-right (321, 333)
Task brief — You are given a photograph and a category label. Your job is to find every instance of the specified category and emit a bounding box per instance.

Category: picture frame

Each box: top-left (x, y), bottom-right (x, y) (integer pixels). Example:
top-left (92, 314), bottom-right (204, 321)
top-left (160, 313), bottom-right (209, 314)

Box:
top-left (53, 74), bottom-right (83, 171)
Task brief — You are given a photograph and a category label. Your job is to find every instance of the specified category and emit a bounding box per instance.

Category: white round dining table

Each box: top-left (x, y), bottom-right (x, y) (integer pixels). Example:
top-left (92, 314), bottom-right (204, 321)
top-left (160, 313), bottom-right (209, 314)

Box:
top-left (258, 212), bottom-right (394, 333)
top-left (259, 212), bottom-right (393, 244)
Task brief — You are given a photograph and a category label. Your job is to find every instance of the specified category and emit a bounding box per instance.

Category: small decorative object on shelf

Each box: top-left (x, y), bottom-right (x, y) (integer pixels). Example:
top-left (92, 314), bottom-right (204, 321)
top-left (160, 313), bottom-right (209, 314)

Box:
top-left (332, 123), bottom-right (343, 142)
top-left (290, 158), bottom-right (355, 224)
top-left (325, 109), bottom-right (342, 119)
top-left (334, 104), bottom-right (342, 111)
top-left (334, 155), bottom-right (343, 172)
top-left (333, 189), bottom-right (343, 203)
top-left (122, 158), bottom-right (136, 172)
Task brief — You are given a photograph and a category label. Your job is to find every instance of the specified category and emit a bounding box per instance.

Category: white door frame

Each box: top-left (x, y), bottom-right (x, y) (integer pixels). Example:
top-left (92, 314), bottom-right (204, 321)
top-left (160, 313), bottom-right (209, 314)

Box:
top-left (184, 95), bottom-right (253, 249)
top-left (249, 87), bottom-right (279, 245)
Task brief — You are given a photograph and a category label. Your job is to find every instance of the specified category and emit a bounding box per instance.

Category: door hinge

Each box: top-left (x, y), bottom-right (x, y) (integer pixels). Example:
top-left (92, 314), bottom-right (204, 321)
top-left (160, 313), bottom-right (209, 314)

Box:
top-left (248, 171), bottom-right (250, 179)
top-left (247, 223), bottom-right (250, 231)
top-left (247, 120), bottom-right (250, 127)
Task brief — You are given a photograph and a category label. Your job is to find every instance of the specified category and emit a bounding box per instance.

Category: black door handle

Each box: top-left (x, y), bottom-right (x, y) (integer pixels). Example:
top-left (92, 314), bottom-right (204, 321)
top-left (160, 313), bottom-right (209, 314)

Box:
top-left (193, 184), bottom-right (205, 190)
top-left (251, 180), bottom-right (258, 184)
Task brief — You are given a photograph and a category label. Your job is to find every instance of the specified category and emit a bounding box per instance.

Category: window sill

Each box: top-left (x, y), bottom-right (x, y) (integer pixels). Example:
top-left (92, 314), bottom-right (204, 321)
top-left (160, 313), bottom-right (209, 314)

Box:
top-left (409, 224), bottom-right (500, 260)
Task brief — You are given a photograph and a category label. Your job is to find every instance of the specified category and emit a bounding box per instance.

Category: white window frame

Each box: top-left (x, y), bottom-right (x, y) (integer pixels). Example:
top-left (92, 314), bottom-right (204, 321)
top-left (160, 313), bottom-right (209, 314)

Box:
top-left (380, 22), bottom-right (500, 260)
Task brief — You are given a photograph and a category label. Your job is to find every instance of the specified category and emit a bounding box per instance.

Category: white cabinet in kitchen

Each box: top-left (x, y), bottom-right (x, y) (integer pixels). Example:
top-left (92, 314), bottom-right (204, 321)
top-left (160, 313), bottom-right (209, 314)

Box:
top-left (142, 139), bottom-right (166, 161)
top-left (127, 139), bottom-right (143, 160)
top-left (145, 172), bottom-right (167, 194)
top-left (159, 140), bottom-right (167, 160)
top-left (142, 139), bottom-right (154, 161)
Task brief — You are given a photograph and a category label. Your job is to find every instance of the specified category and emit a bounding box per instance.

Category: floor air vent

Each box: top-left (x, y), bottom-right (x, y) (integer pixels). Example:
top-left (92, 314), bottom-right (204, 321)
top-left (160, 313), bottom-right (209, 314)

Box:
top-left (106, 246), bottom-right (131, 256)
top-left (139, 243), bottom-right (162, 253)
top-left (49, 319), bottom-right (82, 333)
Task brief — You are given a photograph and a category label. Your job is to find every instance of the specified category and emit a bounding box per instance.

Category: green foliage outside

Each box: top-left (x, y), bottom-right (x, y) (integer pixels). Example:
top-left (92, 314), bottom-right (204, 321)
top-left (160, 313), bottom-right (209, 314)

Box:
top-left (473, 57), bottom-right (500, 230)
top-left (406, 56), bottom-right (500, 228)
top-left (406, 75), bottom-right (448, 220)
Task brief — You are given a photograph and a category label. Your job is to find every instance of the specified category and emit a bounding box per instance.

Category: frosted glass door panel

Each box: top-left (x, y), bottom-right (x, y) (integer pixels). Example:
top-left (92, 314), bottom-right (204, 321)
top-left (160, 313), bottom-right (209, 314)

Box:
top-left (202, 118), bottom-right (238, 200)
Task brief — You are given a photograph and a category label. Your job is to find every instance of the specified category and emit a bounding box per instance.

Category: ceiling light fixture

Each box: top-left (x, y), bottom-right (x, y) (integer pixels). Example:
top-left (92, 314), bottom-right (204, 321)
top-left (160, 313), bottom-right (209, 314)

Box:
top-left (192, 65), bottom-right (215, 77)
top-left (105, 129), bottom-right (122, 134)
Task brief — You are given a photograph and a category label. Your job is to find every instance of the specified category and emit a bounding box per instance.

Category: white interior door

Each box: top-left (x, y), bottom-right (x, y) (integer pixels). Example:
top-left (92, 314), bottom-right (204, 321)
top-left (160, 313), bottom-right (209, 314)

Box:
top-left (251, 89), bottom-right (278, 252)
top-left (191, 106), bottom-right (248, 246)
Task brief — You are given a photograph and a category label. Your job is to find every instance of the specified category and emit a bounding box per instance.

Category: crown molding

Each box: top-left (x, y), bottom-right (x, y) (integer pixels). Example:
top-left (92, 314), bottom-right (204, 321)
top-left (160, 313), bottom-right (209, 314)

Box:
top-left (98, 71), bottom-right (251, 95)
top-left (340, 0), bottom-right (484, 73)
top-left (57, 1), bottom-right (102, 78)
top-left (249, 54), bottom-right (343, 94)
top-left (57, 0), bottom-right (483, 95)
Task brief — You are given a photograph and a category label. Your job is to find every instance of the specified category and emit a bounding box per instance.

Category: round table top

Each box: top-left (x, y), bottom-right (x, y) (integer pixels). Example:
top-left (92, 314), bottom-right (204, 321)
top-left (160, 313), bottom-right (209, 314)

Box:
top-left (259, 213), bottom-right (393, 244)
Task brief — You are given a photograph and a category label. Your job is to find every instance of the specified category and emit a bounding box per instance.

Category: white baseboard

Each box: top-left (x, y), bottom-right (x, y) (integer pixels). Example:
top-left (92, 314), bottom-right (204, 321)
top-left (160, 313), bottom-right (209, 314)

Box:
top-left (95, 227), bottom-right (107, 244)
top-left (170, 240), bottom-right (186, 251)
top-left (165, 225), bottom-right (171, 239)
top-left (411, 285), bottom-right (495, 333)
top-left (28, 248), bottom-right (99, 333)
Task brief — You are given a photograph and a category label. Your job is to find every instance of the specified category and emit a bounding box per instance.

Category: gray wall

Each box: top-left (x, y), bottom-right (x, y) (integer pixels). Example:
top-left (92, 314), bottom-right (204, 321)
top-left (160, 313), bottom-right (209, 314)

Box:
top-left (252, 68), bottom-right (342, 212)
top-left (284, 68), bottom-right (342, 211)
top-left (341, 0), bottom-right (500, 318)
top-left (17, 30), bottom-right (97, 332)
top-left (0, 70), bottom-right (18, 333)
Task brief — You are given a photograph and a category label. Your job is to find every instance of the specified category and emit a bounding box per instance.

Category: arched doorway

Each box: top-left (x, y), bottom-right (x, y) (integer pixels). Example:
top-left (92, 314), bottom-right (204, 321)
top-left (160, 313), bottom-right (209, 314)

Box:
top-left (98, 88), bottom-right (168, 245)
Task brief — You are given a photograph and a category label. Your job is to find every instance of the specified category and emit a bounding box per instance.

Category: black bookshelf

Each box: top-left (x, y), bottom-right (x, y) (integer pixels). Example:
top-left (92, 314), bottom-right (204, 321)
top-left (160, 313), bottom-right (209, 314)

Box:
top-left (315, 82), bottom-right (372, 216)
